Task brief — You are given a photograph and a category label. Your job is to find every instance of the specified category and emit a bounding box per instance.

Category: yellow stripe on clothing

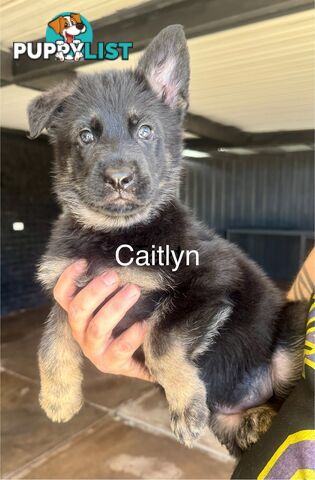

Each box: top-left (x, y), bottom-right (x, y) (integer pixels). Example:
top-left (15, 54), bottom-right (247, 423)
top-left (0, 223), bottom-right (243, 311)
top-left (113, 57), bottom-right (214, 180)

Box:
top-left (304, 358), bottom-right (315, 370)
top-left (306, 318), bottom-right (315, 328)
top-left (304, 341), bottom-right (315, 354)
top-left (258, 431), bottom-right (315, 480)
top-left (291, 469), bottom-right (315, 479)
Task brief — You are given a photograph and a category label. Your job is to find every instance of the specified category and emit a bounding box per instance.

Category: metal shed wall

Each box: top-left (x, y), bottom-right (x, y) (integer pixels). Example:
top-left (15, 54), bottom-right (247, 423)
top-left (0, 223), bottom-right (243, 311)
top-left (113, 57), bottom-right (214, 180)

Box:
top-left (181, 151), bottom-right (314, 282)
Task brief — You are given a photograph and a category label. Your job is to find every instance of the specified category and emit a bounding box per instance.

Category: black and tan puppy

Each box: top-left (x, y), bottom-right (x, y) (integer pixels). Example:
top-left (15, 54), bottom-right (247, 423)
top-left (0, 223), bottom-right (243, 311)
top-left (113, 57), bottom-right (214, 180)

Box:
top-left (28, 25), bottom-right (306, 456)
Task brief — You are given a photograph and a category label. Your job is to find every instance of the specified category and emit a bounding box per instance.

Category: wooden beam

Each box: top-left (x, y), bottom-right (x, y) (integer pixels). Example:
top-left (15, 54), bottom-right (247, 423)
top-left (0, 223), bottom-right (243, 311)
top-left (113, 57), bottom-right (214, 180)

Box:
top-left (0, 50), bottom-right (13, 86)
top-left (248, 129), bottom-right (315, 146)
top-left (184, 129), bottom-right (315, 150)
top-left (185, 113), bottom-right (249, 145)
top-left (8, 0), bottom-right (313, 90)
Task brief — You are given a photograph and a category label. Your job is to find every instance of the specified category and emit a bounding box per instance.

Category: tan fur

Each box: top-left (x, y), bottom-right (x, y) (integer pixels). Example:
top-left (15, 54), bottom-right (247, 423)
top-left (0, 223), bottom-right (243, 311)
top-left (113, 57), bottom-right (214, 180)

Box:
top-left (70, 202), bottom-right (155, 231)
top-left (37, 256), bottom-right (73, 289)
top-left (214, 412), bottom-right (241, 433)
top-left (78, 265), bottom-right (167, 292)
top-left (236, 405), bottom-right (276, 450)
top-left (144, 320), bottom-right (208, 447)
top-left (38, 306), bottom-right (83, 422)
top-left (272, 346), bottom-right (304, 398)
top-left (115, 267), bottom-right (165, 291)
top-left (191, 305), bottom-right (232, 359)
top-left (39, 255), bottom-right (167, 293)
top-left (211, 404), bottom-right (276, 455)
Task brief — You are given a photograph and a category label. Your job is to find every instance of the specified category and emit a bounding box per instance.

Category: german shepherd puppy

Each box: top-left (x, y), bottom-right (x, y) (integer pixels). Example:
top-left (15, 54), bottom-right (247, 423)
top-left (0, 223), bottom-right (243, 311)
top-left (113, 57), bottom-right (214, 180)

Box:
top-left (28, 25), bottom-right (306, 456)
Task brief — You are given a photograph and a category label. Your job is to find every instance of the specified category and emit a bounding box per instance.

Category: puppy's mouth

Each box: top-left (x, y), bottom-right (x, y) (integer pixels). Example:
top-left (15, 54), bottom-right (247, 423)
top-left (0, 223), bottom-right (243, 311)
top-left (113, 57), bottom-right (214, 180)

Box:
top-left (89, 191), bottom-right (150, 217)
top-left (65, 33), bottom-right (74, 43)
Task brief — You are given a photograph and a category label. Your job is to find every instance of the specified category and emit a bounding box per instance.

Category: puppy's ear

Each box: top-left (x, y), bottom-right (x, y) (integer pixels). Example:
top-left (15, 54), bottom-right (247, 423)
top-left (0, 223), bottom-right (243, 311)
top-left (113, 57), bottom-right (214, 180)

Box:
top-left (136, 25), bottom-right (190, 112)
top-left (48, 16), bottom-right (62, 34)
top-left (27, 83), bottom-right (72, 139)
top-left (71, 13), bottom-right (81, 24)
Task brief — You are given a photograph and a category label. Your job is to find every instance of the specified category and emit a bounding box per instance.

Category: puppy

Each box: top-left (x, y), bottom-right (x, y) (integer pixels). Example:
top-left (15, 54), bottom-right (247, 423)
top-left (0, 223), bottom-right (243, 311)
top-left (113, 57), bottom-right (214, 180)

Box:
top-left (48, 13), bottom-right (86, 61)
top-left (48, 14), bottom-right (86, 43)
top-left (28, 25), bottom-right (306, 456)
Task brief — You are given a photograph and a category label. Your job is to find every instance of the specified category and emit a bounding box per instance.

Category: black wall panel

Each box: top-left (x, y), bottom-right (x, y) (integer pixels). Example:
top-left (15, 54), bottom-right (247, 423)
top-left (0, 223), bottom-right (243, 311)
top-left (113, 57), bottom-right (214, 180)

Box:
top-left (1, 130), bottom-right (59, 314)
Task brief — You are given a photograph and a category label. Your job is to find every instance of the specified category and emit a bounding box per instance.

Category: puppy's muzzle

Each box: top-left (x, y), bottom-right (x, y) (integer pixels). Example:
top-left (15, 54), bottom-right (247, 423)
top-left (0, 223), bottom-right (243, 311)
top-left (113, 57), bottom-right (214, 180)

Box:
top-left (103, 167), bottom-right (134, 191)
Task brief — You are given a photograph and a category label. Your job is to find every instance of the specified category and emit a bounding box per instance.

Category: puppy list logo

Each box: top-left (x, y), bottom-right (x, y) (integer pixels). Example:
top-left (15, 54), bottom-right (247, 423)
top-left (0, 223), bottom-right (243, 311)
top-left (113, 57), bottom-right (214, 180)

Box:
top-left (13, 12), bottom-right (133, 62)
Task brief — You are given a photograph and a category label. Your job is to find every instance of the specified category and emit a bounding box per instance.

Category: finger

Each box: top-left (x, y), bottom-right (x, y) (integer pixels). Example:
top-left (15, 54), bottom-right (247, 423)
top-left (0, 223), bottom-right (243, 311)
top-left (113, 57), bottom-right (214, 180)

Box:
top-left (86, 284), bottom-right (141, 351)
top-left (106, 321), bottom-right (147, 361)
top-left (106, 322), bottom-right (154, 381)
top-left (53, 259), bottom-right (87, 310)
top-left (68, 271), bottom-right (120, 337)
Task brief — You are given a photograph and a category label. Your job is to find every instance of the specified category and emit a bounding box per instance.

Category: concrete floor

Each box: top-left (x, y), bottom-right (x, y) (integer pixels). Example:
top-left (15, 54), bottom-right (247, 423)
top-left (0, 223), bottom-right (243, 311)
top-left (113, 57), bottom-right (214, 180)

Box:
top-left (1, 306), bottom-right (235, 479)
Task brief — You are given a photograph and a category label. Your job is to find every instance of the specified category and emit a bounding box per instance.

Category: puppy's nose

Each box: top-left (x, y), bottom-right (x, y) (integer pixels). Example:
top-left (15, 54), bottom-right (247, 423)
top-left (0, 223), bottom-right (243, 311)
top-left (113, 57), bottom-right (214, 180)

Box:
top-left (76, 23), bottom-right (85, 30)
top-left (103, 167), bottom-right (134, 190)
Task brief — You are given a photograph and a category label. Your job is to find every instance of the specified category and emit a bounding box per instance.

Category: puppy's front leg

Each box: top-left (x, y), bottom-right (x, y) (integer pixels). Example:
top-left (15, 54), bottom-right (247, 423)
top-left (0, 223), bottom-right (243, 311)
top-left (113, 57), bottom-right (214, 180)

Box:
top-left (144, 324), bottom-right (208, 447)
top-left (38, 303), bottom-right (83, 422)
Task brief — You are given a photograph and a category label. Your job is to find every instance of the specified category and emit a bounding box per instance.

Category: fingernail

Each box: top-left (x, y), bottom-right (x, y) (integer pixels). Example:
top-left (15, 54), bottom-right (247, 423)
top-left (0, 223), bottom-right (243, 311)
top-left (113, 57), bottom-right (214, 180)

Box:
top-left (101, 271), bottom-right (118, 286)
top-left (74, 259), bottom-right (87, 272)
top-left (123, 284), bottom-right (140, 299)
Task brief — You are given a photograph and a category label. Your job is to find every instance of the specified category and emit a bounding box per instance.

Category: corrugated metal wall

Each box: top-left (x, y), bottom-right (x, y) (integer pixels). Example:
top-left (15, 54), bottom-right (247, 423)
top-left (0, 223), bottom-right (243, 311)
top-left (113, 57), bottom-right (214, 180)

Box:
top-left (181, 150), bottom-right (314, 282)
top-left (1, 130), bottom-right (58, 314)
top-left (182, 151), bottom-right (313, 230)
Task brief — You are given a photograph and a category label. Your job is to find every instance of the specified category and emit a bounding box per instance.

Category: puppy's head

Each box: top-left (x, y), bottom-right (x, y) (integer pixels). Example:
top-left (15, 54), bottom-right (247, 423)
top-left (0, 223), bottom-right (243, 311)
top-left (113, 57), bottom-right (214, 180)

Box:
top-left (28, 25), bottom-right (189, 230)
top-left (48, 14), bottom-right (86, 38)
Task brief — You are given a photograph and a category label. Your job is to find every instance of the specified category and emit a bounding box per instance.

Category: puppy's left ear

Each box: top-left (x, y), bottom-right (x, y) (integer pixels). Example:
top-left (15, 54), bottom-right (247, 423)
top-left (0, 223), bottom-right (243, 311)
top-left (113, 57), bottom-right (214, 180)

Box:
top-left (27, 82), bottom-right (73, 139)
top-left (136, 25), bottom-right (190, 113)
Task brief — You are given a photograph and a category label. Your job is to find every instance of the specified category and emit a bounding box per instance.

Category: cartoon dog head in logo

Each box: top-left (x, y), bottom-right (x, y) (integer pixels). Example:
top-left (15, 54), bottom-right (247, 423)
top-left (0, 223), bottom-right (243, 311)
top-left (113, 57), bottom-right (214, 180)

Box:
top-left (48, 13), bottom-right (86, 44)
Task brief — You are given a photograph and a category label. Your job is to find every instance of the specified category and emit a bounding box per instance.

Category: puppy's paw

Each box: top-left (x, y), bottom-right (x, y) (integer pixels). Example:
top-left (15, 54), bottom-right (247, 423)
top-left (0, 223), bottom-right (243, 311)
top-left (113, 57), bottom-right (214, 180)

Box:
top-left (236, 405), bottom-right (276, 451)
top-left (39, 389), bottom-right (83, 423)
top-left (170, 397), bottom-right (209, 448)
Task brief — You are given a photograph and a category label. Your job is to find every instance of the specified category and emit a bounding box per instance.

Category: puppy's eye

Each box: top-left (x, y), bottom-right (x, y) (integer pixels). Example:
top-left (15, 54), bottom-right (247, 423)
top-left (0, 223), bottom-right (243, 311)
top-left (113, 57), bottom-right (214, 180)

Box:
top-left (80, 129), bottom-right (94, 144)
top-left (138, 125), bottom-right (153, 140)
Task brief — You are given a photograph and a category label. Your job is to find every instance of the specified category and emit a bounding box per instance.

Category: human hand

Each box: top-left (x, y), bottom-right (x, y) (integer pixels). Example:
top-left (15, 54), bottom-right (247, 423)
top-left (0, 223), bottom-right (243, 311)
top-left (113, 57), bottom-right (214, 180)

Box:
top-left (53, 260), bottom-right (153, 381)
